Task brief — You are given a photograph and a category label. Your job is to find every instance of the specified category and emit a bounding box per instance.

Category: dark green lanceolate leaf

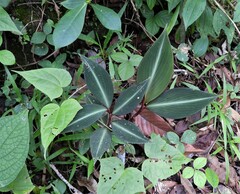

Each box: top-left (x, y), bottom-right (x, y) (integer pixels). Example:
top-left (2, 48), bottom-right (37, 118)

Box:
top-left (64, 104), bottom-right (107, 133)
top-left (98, 157), bottom-right (145, 194)
top-left (113, 80), bottom-right (148, 115)
top-left (90, 128), bottom-right (112, 159)
top-left (147, 88), bottom-right (217, 119)
top-left (91, 4), bottom-right (121, 31)
top-left (0, 7), bottom-right (22, 34)
top-left (0, 110), bottom-right (29, 187)
top-left (112, 120), bottom-right (148, 144)
top-left (137, 30), bottom-right (173, 103)
top-left (53, 2), bottom-right (87, 49)
top-left (82, 55), bottom-right (114, 108)
top-left (182, 0), bottom-right (206, 29)
top-left (14, 68), bottom-right (72, 101)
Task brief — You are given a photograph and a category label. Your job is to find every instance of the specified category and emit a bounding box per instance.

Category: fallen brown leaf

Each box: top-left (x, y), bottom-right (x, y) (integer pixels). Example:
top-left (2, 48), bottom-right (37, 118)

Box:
top-left (77, 176), bottom-right (97, 194)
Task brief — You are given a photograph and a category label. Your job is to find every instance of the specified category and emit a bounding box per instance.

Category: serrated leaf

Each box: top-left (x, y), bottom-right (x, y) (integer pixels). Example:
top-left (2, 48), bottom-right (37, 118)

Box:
top-left (82, 55), bottom-right (113, 108)
top-left (182, 0), bottom-right (206, 29)
top-left (142, 135), bottom-right (190, 185)
top-left (193, 170), bottom-right (206, 188)
top-left (0, 7), bottom-right (22, 34)
top-left (41, 99), bottom-right (81, 158)
top-left (205, 168), bottom-right (219, 188)
top-left (113, 80), bottom-right (148, 115)
top-left (193, 157), bottom-right (207, 169)
top-left (91, 4), bottom-right (121, 31)
top-left (14, 68), bottom-right (72, 101)
top-left (0, 50), bottom-right (15, 65)
top-left (147, 88), bottom-right (217, 119)
top-left (98, 157), bottom-right (145, 194)
top-left (137, 30), bottom-right (173, 103)
top-left (64, 104), bottom-right (106, 133)
top-left (182, 167), bottom-right (194, 179)
top-left (90, 128), bottom-right (112, 159)
top-left (112, 120), bottom-right (148, 144)
top-left (0, 110), bottom-right (29, 187)
top-left (53, 3), bottom-right (87, 49)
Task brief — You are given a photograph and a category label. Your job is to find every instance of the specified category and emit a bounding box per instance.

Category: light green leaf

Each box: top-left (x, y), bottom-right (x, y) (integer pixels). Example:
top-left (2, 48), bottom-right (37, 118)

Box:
top-left (41, 99), bottom-right (81, 157)
top-left (82, 55), bottom-right (114, 108)
top-left (53, 3), bottom-right (87, 49)
top-left (182, 167), bottom-right (194, 179)
top-left (147, 88), bottom-right (217, 119)
top-left (91, 4), bottom-right (121, 31)
top-left (137, 30), bottom-right (173, 103)
top-left (182, 0), bottom-right (206, 29)
top-left (0, 110), bottom-right (29, 187)
top-left (0, 50), bottom-right (15, 65)
top-left (193, 170), bottom-right (206, 188)
top-left (112, 120), bottom-right (148, 144)
top-left (98, 157), bottom-right (145, 194)
top-left (0, 7), bottom-right (22, 34)
top-left (166, 131), bottom-right (179, 144)
top-left (64, 104), bottom-right (107, 133)
top-left (90, 128), bottom-right (112, 159)
top-left (192, 36), bottom-right (209, 57)
top-left (61, 0), bottom-right (85, 9)
top-left (118, 61), bottom-right (135, 81)
top-left (14, 68), bottom-right (72, 101)
top-left (142, 135), bottom-right (190, 185)
top-left (205, 168), bottom-right (219, 188)
top-left (0, 165), bottom-right (34, 193)
top-left (181, 130), bottom-right (196, 144)
top-left (113, 80), bottom-right (148, 115)
top-left (193, 157), bottom-right (207, 169)
top-left (31, 32), bottom-right (46, 44)
top-left (111, 52), bottom-right (128, 63)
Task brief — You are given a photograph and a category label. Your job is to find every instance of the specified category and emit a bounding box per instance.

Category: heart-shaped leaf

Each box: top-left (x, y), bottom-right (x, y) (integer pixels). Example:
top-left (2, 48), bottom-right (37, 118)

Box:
top-left (0, 110), bottom-right (29, 187)
top-left (14, 68), bottom-right (72, 101)
top-left (82, 55), bottom-right (114, 108)
top-left (53, 2), bottom-right (87, 49)
top-left (147, 88), bottom-right (217, 119)
top-left (113, 80), bottom-right (148, 115)
top-left (137, 30), bottom-right (173, 103)
top-left (64, 104), bottom-right (107, 133)
top-left (112, 120), bottom-right (148, 144)
top-left (90, 128), bottom-right (112, 159)
top-left (41, 99), bottom-right (81, 157)
top-left (98, 157), bottom-right (145, 194)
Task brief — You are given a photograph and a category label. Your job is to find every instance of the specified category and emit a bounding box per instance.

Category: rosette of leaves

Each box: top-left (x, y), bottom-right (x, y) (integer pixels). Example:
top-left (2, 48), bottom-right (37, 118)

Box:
top-left (64, 30), bottom-right (217, 160)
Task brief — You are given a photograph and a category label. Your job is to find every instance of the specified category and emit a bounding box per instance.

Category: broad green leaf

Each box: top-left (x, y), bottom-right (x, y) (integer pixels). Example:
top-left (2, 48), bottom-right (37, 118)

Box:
top-left (98, 157), bottom-right (145, 194)
top-left (182, 0), bottom-right (206, 29)
top-left (64, 104), bottom-right (107, 133)
top-left (53, 3), bottom-right (87, 49)
top-left (31, 43), bottom-right (49, 56)
top-left (61, 0), bottom-right (85, 9)
top-left (192, 36), bottom-right (209, 57)
top-left (0, 7), bottom-right (22, 34)
top-left (0, 50), bottom-right (15, 65)
top-left (145, 16), bottom-right (159, 36)
top-left (82, 55), bottom-right (114, 108)
top-left (113, 80), bottom-right (148, 115)
top-left (147, 0), bottom-right (156, 10)
top-left (167, 0), bottom-right (181, 12)
top-left (30, 32), bottom-right (46, 44)
top-left (140, 4), bottom-right (154, 19)
top-left (41, 99), bottom-right (81, 157)
top-left (90, 128), bottom-right (111, 159)
top-left (0, 0), bottom-right (11, 7)
top-left (155, 10), bottom-right (174, 28)
top-left (14, 68), bottom-right (72, 101)
top-left (182, 167), bottom-right (194, 179)
top-left (137, 30), bottom-right (173, 103)
top-left (0, 110), bottom-right (29, 187)
top-left (181, 130), bottom-right (196, 144)
top-left (91, 4), bottom-right (121, 31)
top-left (0, 165), bottom-right (34, 193)
top-left (111, 52), bottom-right (128, 62)
top-left (112, 120), bottom-right (148, 144)
top-left (147, 88), bottom-right (217, 119)
top-left (118, 61), bottom-right (135, 80)
top-left (233, 2), bottom-right (240, 22)
top-left (166, 131), bottom-right (179, 144)
top-left (193, 170), bottom-right (206, 188)
top-left (205, 168), bottom-right (219, 188)
top-left (193, 157), bottom-right (207, 169)
top-left (142, 135), bottom-right (190, 185)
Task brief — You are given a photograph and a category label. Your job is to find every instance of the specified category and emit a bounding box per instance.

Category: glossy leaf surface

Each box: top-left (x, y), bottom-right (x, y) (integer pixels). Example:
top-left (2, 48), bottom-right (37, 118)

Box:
top-left (0, 110), bottom-right (29, 187)
top-left (14, 68), bottom-right (72, 101)
top-left (90, 128), bottom-right (111, 159)
top-left (98, 157), bottom-right (145, 194)
top-left (53, 2), bottom-right (87, 49)
top-left (147, 88), bottom-right (217, 119)
top-left (112, 120), bottom-right (148, 144)
top-left (82, 55), bottom-right (113, 108)
top-left (113, 80), bottom-right (148, 115)
top-left (64, 104), bottom-right (106, 132)
top-left (137, 30), bottom-right (173, 103)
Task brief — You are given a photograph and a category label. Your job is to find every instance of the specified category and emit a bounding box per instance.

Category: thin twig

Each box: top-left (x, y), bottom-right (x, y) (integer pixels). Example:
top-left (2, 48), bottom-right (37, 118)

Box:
top-left (68, 85), bottom-right (87, 99)
top-left (50, 164), bottom-right (82, 194)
